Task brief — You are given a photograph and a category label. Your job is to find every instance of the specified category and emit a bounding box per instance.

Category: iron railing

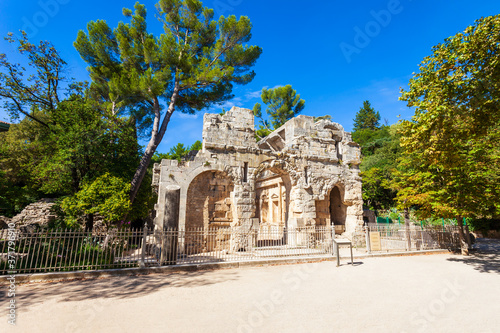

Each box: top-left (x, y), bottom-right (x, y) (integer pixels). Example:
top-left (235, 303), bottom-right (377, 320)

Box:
top-left (363, 224), bottom-right (463, 252)
top-left (1, 224), bottom-right (466, 275)
top-left (0, 229), bottom-right (145, 275)
top-left (0, 226), bottom-right (334, 275)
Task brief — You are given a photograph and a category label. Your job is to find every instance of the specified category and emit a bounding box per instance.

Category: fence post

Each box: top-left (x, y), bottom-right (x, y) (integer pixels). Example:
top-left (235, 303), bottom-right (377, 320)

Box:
top-left (331, 226), bottom-right (335, 255)
top-left (420, 223), bottom-right (425, 250)
top-left (365, 226), bottom-right (371, 254)
top-left (404, 208), bottom-right (411, 251)
top-left (140, 223), bottom-right (147, 268)
top-left (404, 226), bottom-right (409, 252)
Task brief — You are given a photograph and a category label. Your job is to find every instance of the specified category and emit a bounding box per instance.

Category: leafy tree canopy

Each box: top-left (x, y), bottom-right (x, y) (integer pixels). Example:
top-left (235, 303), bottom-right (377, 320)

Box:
top-left (253, 85), bottom-right (305, 139)
top-left (0, 32), bottom-right (153, 224)
top-left (0, 32), bottom-right (84, 128)
top-left (61, 173), bottom-right (132, 228)
top-left (396, 14), bottom-right (500, 220)
top-left (152, 140), bottom-right (202, 163)
top-left (74, 0), bottom-right (262, 204)
top-left (356, 124), bottom-right (402, 210)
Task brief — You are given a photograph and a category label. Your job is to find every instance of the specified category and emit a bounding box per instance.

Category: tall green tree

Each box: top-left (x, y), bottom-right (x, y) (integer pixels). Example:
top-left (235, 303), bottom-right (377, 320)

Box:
top-left (74, 1), bottom-right (262, 205)
top-left (352, 100), bottom-right (380, 132)
top-left (0, 94), bottom-right (145, 225)
top-left (152, 140), bottom-right (203, 163)
top-left (0, 33), bottom-right (154, 226)
top-left (358, 124), bottom-right (402, 210)
top-left (396, 15), bottom-right (500, 254)
top-left (253, 84), bottom-right (305, 138)
top-left (351, 99), bottom-right (400, 210)
top-left (0, 32), bottom-right (75, 128)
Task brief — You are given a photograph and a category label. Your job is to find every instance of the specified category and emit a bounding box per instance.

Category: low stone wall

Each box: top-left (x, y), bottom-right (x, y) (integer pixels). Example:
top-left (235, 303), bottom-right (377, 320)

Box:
top-left (11, 199), bottom-right (57, 232)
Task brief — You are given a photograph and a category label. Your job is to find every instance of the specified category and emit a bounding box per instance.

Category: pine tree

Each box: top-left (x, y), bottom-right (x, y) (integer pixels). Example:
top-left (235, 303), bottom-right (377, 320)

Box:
top-left (74, 1), bottom-right (262, 204)
top-left (253, 85), bottom-right (305, 139)
top-left (353, 100), bottom-right (380, 132)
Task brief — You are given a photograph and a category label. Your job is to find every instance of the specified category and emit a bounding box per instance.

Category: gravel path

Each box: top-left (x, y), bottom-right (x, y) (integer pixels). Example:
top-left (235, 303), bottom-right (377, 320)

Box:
top-left (2, 239), bottom-right (499, 333)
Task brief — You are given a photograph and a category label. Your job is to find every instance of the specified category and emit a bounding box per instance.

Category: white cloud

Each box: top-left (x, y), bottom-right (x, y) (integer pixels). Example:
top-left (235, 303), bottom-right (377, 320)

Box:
top-left (174, 113), bottom-right (198, 119)
top-left (244, 90), bottom-right (262, 100)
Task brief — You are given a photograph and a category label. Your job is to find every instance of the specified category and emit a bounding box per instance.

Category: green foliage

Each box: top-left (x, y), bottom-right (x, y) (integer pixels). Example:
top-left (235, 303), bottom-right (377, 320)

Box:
top-left (0, 32), bottom-right (67, 127)
top-left (0, 131), bottom-right (41, 217)
top-left (190, 140), bottom-right (202, 151)
top-left (61, 173), bottom-right (131, 226)
top-left (0, 33), bottom-right (151, 224)
top-left (253, 85), bottom-right (305, 139)
top-left (74, 0), bottom-right (262, 204)
top-left (152, 140), bottom-right (203, 163)
top-left (467, 218), bottom-right (500, 235)
top-left (255, 127), bottom-right (272, 140)
top-left (396, 15), bottom-right (500, 219)
top-left (168, 143), bottom-right (189, 162)
top-left (353, 124), bottom-right (402, 210)
top-left (361, 167), bottom-right (397, 210)
top-left (352, 126), bottom-right (391, 158)
top-left (353, 100), bottom-right (380, 132)
top-left (0, 95), bottom-right (144, 223)
top-left (1, 235), bottom-right (117, 272)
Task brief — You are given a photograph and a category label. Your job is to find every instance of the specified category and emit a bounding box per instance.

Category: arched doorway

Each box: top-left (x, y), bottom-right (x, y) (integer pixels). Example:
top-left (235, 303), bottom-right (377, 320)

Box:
top-left (185, 170), bottom-right (234, 253)
top-left (330, 185), bottom-right (347, 234)
top-left (314, 184), bottom-right (347, 234)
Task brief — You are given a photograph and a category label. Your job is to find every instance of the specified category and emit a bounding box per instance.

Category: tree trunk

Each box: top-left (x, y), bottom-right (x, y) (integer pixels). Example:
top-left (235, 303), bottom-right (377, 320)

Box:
top-left (464, 219), bottom-right (472, 249)
top-left (129, 143), bottom-right (158, 205)
top-left (404, 207), bottom-right (411, 251)
top-left (129, 86), bottom-right (179, 206)
top-left (85, 213), bottom-right (94, 233)
top-left (457, 215), bottom-right (469, 255)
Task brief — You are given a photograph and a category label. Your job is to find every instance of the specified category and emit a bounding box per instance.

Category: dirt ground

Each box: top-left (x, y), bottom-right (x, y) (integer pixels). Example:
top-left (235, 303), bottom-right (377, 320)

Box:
top-left (1, 239), bottom-right (499, 333)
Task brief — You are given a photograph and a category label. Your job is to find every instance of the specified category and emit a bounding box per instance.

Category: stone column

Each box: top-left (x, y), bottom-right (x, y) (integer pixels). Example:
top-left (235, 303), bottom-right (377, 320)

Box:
top-left (162, 185), bottom-right (180, 265)
top-left (230, 183), bottom-right (256, 252)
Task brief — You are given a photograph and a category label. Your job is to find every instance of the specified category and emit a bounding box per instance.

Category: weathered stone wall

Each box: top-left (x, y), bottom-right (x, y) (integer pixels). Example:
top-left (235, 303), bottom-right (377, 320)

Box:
top-left (11, 199), bottom-right (56, 232)
top-left (0, 216), bottom-right (11, 229)
top-left (153, 106), bottom-right (363, 242)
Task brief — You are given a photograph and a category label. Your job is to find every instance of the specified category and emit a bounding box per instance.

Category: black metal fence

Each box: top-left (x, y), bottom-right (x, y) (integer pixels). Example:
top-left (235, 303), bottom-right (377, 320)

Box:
top-left (1, 226), bottom-right (334, 275)
top-left (1, 223), bottom-right (466, 275)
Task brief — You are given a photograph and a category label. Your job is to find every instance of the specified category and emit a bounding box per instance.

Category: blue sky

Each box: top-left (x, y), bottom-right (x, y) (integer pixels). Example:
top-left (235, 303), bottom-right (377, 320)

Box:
top-left (1, 0), bottom-right (500, 153)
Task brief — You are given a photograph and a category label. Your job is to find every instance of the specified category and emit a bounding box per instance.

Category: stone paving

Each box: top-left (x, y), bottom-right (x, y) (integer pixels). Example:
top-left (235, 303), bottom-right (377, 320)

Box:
top-left (1, 239), bottom-right (499, 333)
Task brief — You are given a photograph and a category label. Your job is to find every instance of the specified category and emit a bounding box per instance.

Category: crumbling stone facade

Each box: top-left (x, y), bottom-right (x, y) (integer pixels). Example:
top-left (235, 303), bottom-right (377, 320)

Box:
top-left (10, 199), bottom-right (56, 232)
top-left (152, 106), bottom-right (363, 242)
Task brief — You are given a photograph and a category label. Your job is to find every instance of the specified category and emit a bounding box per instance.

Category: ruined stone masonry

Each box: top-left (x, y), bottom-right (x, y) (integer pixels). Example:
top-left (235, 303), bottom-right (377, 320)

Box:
top-left (152, 106), bottom-right (363, 248)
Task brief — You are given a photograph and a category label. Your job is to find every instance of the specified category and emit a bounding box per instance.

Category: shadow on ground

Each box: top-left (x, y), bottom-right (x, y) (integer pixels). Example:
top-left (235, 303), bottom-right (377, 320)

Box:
top-left (447, 238), bottom-right (500, 274)
top-left (0, 269), bottom-right (240, 311)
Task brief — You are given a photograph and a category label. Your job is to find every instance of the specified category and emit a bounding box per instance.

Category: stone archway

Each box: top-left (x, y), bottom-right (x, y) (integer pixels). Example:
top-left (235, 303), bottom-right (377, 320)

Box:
top-left (330, 185), bottom-right (347, 234)
top-left (314, 184), bottom-right (347, 234)
top-left (185, 170), bottom-right (234, 253)
top-left (186, 170), bottom-right (234, 229)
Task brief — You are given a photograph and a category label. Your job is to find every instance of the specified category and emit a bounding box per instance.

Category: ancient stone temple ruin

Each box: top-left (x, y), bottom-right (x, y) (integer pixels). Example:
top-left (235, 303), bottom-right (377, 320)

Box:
top-left (152, 106), bottom-right (363, 246)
